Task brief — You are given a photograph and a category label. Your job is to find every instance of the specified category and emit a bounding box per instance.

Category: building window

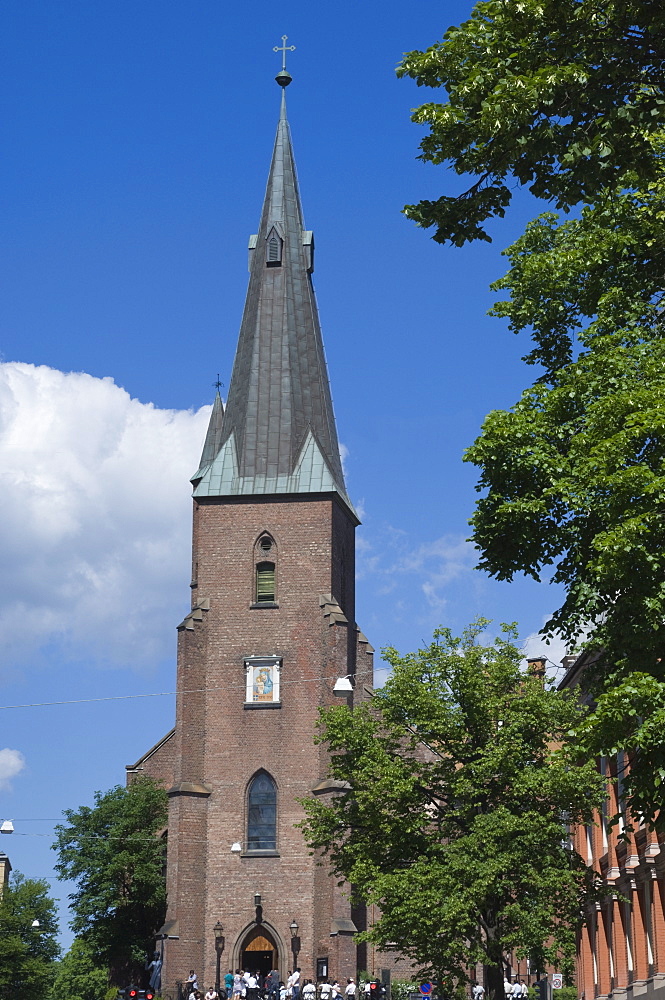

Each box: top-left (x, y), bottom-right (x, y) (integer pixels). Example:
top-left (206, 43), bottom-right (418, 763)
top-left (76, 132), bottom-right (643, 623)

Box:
top-left (600, 756), bottom-right (609, 853)
top-left (266, 227), bottom-right (283, 266)
top-left (247, 772), bottom-right (277, 851)
top-left (252, 534), bottom-right (277, 608)
top-left (256, 562), bottom-right (275, 603)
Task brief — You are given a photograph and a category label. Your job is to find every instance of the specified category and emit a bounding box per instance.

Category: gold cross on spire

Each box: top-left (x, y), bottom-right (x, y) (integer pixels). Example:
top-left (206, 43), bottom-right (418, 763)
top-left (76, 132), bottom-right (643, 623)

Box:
top-left (273, 35), bottom-right (295, 72)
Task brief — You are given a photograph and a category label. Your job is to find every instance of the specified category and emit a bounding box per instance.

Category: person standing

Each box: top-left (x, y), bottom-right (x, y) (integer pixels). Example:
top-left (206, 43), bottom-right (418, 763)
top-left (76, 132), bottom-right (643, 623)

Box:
top-left (225, 972), bottom-right (234, 999)
top-left (345, 980), bottom-right (356, 1000)
top-left (303, 981), bottom-right (316, 1000)
top-left (320, 981), bottom-right (332, 1000)
top-left (292, 968), bottom-right (301, 1000)
top-left (268, 969), bottom-right (280, 1000)
top-left (247, 972), bottom-right (259, 1000)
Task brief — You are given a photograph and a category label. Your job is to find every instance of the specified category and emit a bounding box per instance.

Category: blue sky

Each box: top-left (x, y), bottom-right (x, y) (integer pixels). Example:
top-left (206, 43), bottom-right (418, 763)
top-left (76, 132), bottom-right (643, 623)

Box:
top-left (0, 0), bottom-right (566, 948)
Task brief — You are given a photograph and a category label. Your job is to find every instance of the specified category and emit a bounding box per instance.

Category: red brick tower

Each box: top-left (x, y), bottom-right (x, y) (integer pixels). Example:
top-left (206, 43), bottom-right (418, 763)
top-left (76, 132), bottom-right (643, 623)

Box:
top-left (153, 63), bottom-right (374, 995)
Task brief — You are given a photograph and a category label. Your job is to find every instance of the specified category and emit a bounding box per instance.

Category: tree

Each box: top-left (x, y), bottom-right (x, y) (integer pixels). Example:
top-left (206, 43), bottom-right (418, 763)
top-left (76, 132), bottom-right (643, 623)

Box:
top-left (300, 622), bottom-right (605, 999)
top-left (463, 175), bottom-right (665, 823)
top-left (53, 776), bottom-right (168, 985)
top-left (50, 937), bottom-right (110, 1000)
top-left (396, 0), bottom-right (665, 826)
top-left (397, 0), bottom-right (665, 244)
top-left (0, 872), bottom-right (60, 1000)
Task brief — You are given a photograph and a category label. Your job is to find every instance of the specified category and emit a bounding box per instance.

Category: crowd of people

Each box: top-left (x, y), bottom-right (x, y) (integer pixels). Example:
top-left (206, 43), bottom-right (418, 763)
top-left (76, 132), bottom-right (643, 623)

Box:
top-left (502, 980), bottom-right (529, 999)
top-left (183, 969), bottom-right (364, 1000)
top-left (471, 981), bottom-right (530, 1000)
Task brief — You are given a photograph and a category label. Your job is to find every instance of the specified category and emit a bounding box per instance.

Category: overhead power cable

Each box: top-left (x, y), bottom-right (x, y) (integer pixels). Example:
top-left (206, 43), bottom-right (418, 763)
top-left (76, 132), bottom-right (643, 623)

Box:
top-left (0, 670), bottom-right (377, 711)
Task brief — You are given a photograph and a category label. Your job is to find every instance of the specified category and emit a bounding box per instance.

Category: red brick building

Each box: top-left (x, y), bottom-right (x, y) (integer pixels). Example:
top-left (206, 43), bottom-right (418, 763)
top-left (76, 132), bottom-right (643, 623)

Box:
top-left (560, 653), bottom-right (665, 1000)
top-left (127, 67), bottom-right (386, 995)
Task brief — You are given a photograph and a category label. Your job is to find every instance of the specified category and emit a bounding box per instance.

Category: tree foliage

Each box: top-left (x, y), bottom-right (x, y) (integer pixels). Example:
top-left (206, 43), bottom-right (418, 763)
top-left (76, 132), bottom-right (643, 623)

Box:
top-left (466, 185), bottom-right (665, 666)
top-left (0, 872), bottom-right (60, 1000)
top-left (301, 622), bottom-right (604, 998)
top-left (397, 0), bottom-right (665, 244)
top-left (53, 777), bottom-right (168, 984)
top-left (464, 174), bottom-right (665, 822)
top-left (50, 937), bottom-right (110, 1000)
top-left (400, 0), bottom-right (665, 826)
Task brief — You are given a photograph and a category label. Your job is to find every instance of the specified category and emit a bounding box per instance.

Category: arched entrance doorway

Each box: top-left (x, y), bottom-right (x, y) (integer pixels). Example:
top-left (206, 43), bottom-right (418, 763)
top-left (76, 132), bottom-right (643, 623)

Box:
top-left (241, 927), bottom-right (278, 978)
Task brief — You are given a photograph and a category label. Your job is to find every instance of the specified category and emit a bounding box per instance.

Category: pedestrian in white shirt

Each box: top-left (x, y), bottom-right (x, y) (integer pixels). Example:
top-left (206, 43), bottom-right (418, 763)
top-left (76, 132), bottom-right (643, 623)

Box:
top-left (247, 973), bottom-right (259, 1000)
top-left (345, 981), bottom-right (356, 998)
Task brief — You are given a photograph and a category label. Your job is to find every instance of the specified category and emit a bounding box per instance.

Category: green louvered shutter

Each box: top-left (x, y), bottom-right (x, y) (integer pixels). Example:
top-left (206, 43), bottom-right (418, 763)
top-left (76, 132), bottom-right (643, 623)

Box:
top-left (256, 562), bottom-right (275, 602)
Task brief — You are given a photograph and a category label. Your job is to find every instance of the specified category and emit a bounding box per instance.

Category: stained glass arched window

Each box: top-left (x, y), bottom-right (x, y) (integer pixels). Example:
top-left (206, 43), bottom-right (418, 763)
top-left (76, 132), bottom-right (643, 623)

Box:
top-left (247, 772), bottom-right (277, 851)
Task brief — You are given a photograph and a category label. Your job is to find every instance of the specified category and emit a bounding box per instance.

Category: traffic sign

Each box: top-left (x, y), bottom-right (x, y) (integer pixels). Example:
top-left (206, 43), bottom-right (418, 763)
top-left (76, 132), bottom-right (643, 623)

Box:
top-left (552, 975), bottom-right (563, 990)
top-left (420, 985), bottom-right (432, 996)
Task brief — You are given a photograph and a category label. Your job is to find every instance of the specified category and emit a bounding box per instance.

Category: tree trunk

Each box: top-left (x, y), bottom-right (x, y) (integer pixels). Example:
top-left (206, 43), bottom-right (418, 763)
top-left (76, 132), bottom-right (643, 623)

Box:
top-left (482, 914), bottom-right (505, 1000)
top-left (485, 963), bottom-right (504, 1000)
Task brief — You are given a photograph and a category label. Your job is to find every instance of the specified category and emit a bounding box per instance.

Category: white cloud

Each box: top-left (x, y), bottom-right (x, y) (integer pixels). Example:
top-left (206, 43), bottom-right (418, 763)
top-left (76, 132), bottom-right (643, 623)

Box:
top-left (339, 442), bottom-right (349, 480)
top-left (358, 525), bottom-right (476, 615)
top-left (0, 748), bottom-right (26, 790)
top-left (0, 362), bottom-right (210, 674)
top-left (522, 629), bottom-right (568, 666)
top-left (521, 616), bottom-right (575, 682)
top-left (373, 666), bottom-right (391, 689)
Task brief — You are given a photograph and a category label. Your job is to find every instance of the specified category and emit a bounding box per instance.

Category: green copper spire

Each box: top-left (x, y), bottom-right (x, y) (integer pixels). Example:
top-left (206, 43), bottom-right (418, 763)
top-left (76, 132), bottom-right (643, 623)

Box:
top-left (192, 50), bottom-right (353, 513)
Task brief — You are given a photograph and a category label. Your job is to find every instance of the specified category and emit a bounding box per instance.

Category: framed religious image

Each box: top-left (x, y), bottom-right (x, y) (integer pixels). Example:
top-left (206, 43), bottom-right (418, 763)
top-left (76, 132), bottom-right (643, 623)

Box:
top-left (244, 656), bottom-right (281, 706)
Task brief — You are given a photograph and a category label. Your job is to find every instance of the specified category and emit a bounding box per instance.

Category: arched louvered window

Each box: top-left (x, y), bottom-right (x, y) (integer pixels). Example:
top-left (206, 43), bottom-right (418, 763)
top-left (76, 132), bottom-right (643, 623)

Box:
top-left (247, 772), bottom-right (277, 851)
top-left (256, 561), bottom-right (275, 603)
top-left (266, 228), bottom-right (283, 266)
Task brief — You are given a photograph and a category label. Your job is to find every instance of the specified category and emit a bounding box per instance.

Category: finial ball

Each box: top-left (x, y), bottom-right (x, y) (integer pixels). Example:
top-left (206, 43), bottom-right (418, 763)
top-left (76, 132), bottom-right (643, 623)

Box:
top-left (275, 69), bottom-right (292, 88)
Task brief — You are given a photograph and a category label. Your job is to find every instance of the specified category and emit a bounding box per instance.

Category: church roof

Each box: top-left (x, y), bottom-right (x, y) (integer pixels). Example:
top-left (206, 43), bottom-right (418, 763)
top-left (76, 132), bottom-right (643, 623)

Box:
top-left (192, 82), bottom-right (353, 513)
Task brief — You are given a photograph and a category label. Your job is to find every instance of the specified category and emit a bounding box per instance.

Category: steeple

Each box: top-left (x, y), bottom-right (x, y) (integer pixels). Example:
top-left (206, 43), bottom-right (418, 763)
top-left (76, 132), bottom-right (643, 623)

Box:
top-left (193, 64), bottom-right (352, 512)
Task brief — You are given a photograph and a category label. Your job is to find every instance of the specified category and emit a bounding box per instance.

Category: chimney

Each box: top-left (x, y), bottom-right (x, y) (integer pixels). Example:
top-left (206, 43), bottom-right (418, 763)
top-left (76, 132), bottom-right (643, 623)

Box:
top-left (0, 853), bottom-right (11, 898)
top-left (527, 656), bottom-right (547, 680)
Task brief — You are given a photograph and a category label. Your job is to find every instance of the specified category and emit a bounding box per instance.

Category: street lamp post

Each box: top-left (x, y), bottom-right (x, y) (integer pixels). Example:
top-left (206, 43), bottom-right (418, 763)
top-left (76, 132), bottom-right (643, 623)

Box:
top-left (214, 921), bottom-right (225, 1000)
top-left (289, 919), bottom-right (300, 975)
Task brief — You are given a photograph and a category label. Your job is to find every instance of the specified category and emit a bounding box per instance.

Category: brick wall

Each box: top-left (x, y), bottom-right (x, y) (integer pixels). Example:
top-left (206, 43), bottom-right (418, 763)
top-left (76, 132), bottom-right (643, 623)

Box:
top-left (161, 492), bottom-right (369, 994)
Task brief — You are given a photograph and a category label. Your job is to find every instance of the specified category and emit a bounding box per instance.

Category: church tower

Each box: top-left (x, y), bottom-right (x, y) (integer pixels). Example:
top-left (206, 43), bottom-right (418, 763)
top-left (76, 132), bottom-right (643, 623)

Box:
top-left (153, 56), bottom-right (374, 993)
